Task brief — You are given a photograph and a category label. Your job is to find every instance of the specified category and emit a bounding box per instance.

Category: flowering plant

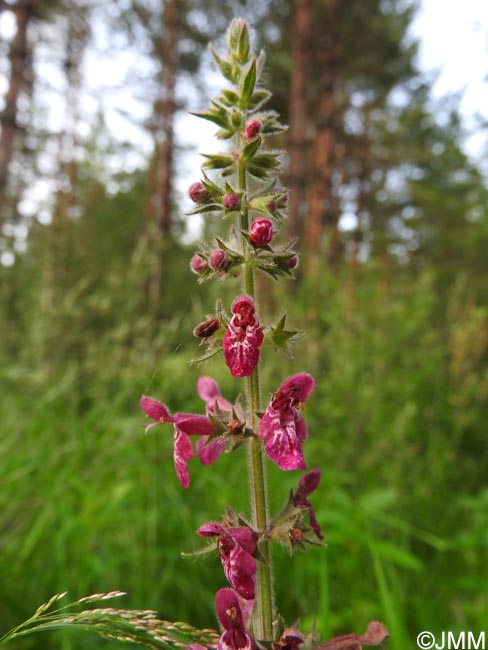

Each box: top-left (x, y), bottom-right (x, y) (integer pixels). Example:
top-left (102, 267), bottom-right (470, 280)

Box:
top-left (0, 18), bottom-right (388, 650)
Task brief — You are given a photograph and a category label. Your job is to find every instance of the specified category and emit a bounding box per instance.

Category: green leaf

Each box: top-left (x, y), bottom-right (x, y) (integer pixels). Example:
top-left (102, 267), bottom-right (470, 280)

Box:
top-left (242, 135), bottom-right (262, 163)
top-left (209, 45), bottom-right (236, 82)
top-left (270, 314), bottom-right (301, 354)
top-left (190, 107), bottom-right (229, 129)
top-left (219, 89), bottom-right (240, 107)
top-left (239, 59), bottom-right (256, 109)
top-left (201, 153), bottom-right (235, 171)
top-left (248, 89), bottom-right (272, 111)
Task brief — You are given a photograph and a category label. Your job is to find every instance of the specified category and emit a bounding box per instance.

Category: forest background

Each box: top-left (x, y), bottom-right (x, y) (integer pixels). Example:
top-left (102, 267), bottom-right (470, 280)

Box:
top-left (1, 1), bottom-right (488, 649)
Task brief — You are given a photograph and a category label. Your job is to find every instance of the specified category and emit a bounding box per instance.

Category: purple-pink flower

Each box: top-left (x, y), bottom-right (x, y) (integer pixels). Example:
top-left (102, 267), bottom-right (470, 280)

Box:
top-left (198, 522), bottom-right (257, 601)
top-left (258, 373), bottom-right (315, 470)
top-left (223, 296), bottom-right (264, 378)
top-left (196, 376), bottom-right (232, 465)
top-left (293, 468), bottom-right (323, 541)
top-left (215, 588), bottom-right (255, 650)
top-left (140, 396), bottom-right (214, 489)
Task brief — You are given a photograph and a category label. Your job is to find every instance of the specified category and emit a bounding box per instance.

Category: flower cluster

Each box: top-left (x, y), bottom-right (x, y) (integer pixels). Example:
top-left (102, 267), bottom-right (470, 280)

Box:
top-left (139, 17), bottom-right (387, 650)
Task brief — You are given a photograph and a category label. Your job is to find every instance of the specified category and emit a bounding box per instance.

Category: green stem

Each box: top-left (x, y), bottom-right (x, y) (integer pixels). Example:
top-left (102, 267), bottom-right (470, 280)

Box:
top-left (238, 158), bottom-right (275, 640)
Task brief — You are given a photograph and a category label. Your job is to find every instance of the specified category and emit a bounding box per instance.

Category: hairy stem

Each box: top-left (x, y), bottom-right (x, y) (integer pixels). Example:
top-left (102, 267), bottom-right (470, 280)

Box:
top-left (238, 158), bottom-right (275, 640)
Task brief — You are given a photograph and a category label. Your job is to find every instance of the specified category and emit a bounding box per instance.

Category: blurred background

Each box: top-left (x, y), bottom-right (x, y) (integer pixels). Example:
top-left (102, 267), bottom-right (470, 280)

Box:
top-left (1, 1), bottom-right (487, 648)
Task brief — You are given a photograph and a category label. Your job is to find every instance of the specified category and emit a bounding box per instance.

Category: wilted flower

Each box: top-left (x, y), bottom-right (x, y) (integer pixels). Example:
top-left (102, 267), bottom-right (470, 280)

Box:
top-left (318, 621), bottom-right (389, 650)
top-left (189, 181), bottom-right (209, 203)
top-left (244, 118), bottom-right (262, 141)
top-left (258, 373), bottom-right (315, 470)
top-left (196, 376), bottom-right (233, 465)
top-left (223, 296), bottom-right (264, 377)
top-left (272, 629), bottom-right (304, 650)
top-left (250, 218), bottom-right (273, 247)
top-left (193, 318), bottom-right (221, 339)
top-left (215, 588), bottom-right (255, 650)
top-left (190, 254), bottom-right (208, 275)
top-left (198, 521), bottom-right (257, 601)
top-left (223, 192), bottom-right (240, 210)
top-left (140, 396), bottom-right (214, 489)
top-left (210, 249), bottom-right (231, 271)
top-left (293, 468), bottom-right (323, 541)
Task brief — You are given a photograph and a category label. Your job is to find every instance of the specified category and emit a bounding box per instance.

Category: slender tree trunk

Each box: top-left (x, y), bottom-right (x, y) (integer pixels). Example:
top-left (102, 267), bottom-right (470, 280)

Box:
top-left (156, 0), bottom-right (177, 237)
top-left (0, 0), bottom-right (37, 216)
top-left (305, 0), bottom-right (337, 268)
top-left (287, 0), bottom-right (311, 243)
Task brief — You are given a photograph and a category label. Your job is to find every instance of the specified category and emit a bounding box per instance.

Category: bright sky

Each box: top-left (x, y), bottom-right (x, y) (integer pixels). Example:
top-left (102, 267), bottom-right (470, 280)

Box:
top-left (410, 0), bottom-right (488, 155)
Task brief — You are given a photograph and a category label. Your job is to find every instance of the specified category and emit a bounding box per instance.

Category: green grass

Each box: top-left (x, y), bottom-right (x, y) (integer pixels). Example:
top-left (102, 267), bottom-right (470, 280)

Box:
top-left (1, 267), bottom-right (487, 649)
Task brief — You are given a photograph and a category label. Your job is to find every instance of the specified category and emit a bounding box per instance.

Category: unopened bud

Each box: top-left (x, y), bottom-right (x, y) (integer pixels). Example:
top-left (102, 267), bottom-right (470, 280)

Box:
top-left (188, 181), bottom-right (209, 203)
top-left (250, 218), bottom-right (273, 247)
top-left (223, 192), bottom-right (240, 210)
top-left (287, 254), bottom-right (299, 269)
top-left (209, 249), bottom-right (230, 270)
top-left (244, 118), bottom-right (262, 141)
top-left (193, 318), bottom-right (220, 339)
top-left (190, 254), bottom-right (208, 274)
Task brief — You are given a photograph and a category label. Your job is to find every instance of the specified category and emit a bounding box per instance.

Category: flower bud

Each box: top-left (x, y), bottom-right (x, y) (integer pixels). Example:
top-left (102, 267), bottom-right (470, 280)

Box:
top-left (287, 254), bottom-right (299, 269)
top-left (209, 249), bottom-right (230, 271)
top-left (188, 181), bottom-right (209, 203)
top-left (250, 218), bottom-right (273, 247)
top-left (223, 192), bottom-right (240, 210)
top-left (193, 318), bottom-right (220, 339)
top-left (244, 118), bottom-right (262, 141)
top-left (190, 254), bottom-right (208, 274)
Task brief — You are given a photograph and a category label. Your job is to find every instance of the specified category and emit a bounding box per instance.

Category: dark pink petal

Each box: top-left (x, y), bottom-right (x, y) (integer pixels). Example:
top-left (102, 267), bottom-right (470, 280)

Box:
top-left (229, 527), bottom-right (256, 554)
top-left (293, 469), bottom-right (323, 541)
top-left (223, 315), bottom-right (264, 378)
top-left (259, 405), bottom-right (306, 471)
top-left (140, 396), bottom-right (172, 422)
top-left (197, 376), bottom-right (233, 413)
top-left (216, 589), bottom-right (254, 650)
top-left (296, 468), bottom-right (321, 500)
top-left (198, 521), bottom-right (227, 537)
top-left (279, 373), bottom-right (315, 403)
top-left (173, 429), bottom-right (194, 489)
top-left (223, 543), bottom-right (256, 600)
top-left (173, 413), bottom-right (215, 436)
top-left (196, 436), bottom-right (227, 465)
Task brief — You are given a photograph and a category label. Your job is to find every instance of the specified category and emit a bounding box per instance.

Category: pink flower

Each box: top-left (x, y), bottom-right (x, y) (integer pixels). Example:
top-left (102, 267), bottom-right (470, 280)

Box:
top-left (223, 296), bottom-right (264, 378)
top-left (223, 192), bottom-right (240, 210)
top-left (215, 589), bottom-right (255, 650)
top-left (140, 396), bottom-right (214, 489)
top-left (244, 118), bottom-right (262, 141)
top-left (198, 522), bottom-right (257, 601)
top-left (258, 373), bottom-right (315, 470)
top-left (250, 218), bottom-right (273, 247)
top-left (189, 181), bottom-right (209, 203)
top-left (196, 376), bottom-right (232, 465)
top-left (293, 468), bottom-right (323, 541)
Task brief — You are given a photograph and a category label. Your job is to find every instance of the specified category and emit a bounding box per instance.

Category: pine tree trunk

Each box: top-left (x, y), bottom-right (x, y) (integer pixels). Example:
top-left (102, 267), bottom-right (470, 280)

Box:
top-left (0, 0), bottom-right (37, 216)
top-left (287, 0), bottom-right (311, 243)
top-left (156, 0), bottom-right (177, 237)
top-left (305, 0), bottom-right (337, 268)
